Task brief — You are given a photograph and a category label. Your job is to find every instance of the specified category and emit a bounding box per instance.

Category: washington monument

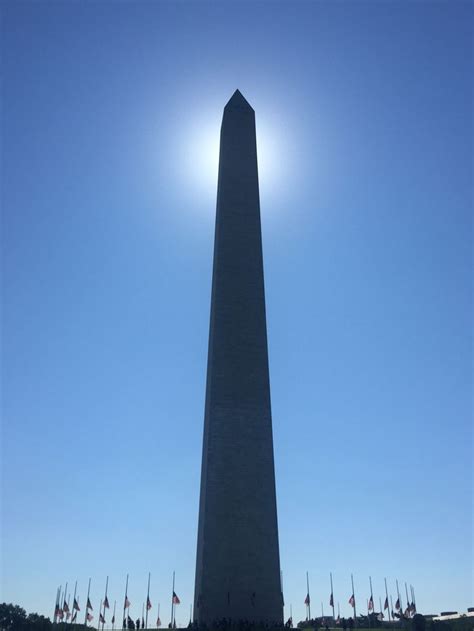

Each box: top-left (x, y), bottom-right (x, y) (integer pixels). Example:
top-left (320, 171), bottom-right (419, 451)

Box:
top-left (194, 90), bottom-right (282, 625)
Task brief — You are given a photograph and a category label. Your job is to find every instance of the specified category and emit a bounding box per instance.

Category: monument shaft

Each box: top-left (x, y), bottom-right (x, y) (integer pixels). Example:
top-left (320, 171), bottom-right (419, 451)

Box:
top-left (194, 91), bottom-right (282, 625)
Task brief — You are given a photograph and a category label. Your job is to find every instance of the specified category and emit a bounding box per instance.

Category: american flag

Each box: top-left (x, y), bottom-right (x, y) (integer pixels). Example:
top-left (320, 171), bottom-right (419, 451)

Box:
top-left (172, 592), bottom-right (180, 605)
top-left (395, 598), bottom-right (400, 611)
top-left (330, 593), bottom-right (334, 607)
top-left (73, 598), bottom-right (80, 611)
top-left (156, 617), bottom-right (161, 627)
top-left (125, 597), bottom-right (131, 609)
top-left (87, 598), bottom-right (93, 611)
top-left (100, 613), bottom-right (106, 624)
top-left (384, 597), bottom-right (389, 610)
top-left (368, 596), bottom-right (374, 611)
top-left (147, 596), bottom-right (152, 610)
top-left (304, 593), bottom-right (310, 605)
top-left (87, 612), bottom-right (94, 622)
top-left (104, 597), bottom-right (110, 609)
top-left (349, 594), bottom-right (355, 607)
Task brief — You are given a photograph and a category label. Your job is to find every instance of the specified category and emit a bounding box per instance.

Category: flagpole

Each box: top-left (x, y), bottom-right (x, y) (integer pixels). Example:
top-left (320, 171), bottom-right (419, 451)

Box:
top-left (59, 587), bottom-right (64, 624)
top-left (396, 580), bottom-right (402, 616)
top-left (390, 596), bottom-right (394, 622)
top-left (103, 577), bottom-right (109, 631)
top-left (351, 574), bottom-right (357, 625)
top-left (63, 587), bottom-right (67, 622)
top-left (330, 573), bottom-right (335, 622)
top-left (146, 573), bottom-right (151, 629)
top-left (73, 590), bottom-right (79, 625)
top-left (306, 571), bottom-right (311, 620)
top-left (71, 582), bottom-right (77, 625)
top-left (59, 583), bottom-right (67, 622)
top-left (57, 584), bottom-right (63, 623)
top-left (369, 576), bottom-right (374, 628)
top-left (84, 578), bottom-right (91, 627)
top-left (123, 574), bottom-right (129, 631)
top-left (384, 578), bottom-right (391, 622)
top-left (57, 586), bottom-right (62, 624)
top-left (54, 586), bottom-right (60, 623)
top-left (112, 601), bottom-right (116, 631)
top-left (171, 571), bottom-right (175, 628)
top-left (62, 581), bottom-right (67, 622)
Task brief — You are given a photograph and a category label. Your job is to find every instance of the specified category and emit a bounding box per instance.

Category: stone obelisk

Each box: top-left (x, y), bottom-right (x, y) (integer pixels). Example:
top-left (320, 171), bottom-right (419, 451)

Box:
top-left (194, 90), bottom-right (282, 625)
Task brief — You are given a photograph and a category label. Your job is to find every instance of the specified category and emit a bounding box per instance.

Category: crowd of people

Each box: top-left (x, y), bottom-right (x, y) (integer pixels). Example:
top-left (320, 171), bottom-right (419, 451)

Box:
top-left (185, 620), bottom-right (287, 631)
top-left (120, 613), bottom-right (424, 631)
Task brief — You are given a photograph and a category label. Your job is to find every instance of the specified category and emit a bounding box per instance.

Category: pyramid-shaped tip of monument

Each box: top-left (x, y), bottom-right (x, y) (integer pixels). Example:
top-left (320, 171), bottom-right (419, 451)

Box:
top-left (224, 89), bottom-right (254, 112)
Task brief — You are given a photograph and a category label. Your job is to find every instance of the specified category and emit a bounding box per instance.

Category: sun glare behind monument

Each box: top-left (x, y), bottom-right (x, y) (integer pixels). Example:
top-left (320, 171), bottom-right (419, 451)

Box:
top-left (181, 100), bottom-right (288, 211)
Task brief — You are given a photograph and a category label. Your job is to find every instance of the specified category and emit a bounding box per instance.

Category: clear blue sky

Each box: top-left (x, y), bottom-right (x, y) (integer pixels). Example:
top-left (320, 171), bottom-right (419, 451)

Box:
top-left (2, 0), bottom-right (472, 623)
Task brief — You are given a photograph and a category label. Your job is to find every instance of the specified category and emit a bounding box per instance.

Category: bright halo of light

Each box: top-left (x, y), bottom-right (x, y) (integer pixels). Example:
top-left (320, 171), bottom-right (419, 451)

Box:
top-left (184, 117), bottom-right (221, 202)
top-left (255, 116), bottom-right (286, 204)
top-left (179, 105), bottom-right (291, 214)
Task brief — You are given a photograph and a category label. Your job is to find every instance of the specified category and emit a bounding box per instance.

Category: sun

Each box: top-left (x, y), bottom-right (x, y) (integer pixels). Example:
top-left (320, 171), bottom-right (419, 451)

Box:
top-left (170, 93), bottom-right (295, 218)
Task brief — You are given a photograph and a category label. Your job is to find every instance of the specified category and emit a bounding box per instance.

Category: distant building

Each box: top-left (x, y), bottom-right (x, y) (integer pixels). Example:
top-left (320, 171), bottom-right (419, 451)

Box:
top-left (432, 610), bottom-right (474, 621)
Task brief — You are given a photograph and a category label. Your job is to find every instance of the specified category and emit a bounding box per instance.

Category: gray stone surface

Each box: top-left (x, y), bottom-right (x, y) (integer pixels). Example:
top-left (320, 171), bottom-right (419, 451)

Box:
top-left (194, 90), bottom-right (282, 625)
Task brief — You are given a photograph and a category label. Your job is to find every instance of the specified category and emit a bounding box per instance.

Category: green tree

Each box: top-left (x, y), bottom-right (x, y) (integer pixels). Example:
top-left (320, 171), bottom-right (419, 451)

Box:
top-left (0, 604), bottom-right (52, 631)
top-left (26, 613), bottom-right (52, 631)
top-left (0, 603), bottom-right (27, 630)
